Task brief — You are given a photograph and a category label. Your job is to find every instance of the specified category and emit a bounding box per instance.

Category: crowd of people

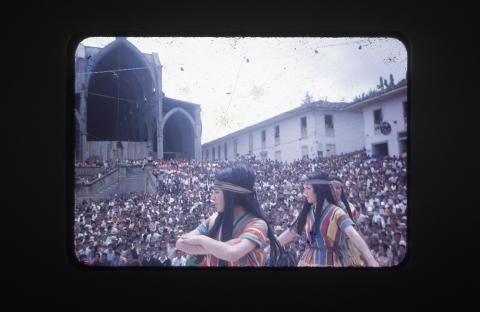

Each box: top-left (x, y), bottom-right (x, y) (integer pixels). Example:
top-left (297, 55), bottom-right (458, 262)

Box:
top-left (75, 162), bottom-right (117, 185)
top-left (74, 149), bottom-right (407, 267)
top-left (75, 160), bottom-right (112, 168)
top-left (75, 158), bottom-right (151, 169)
top-left (75, 158), bottom-right (151, 185)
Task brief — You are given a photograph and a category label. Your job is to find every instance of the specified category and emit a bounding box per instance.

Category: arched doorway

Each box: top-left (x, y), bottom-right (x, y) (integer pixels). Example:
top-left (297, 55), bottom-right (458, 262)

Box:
top-left (86, 39), bottom-right (155, 143)
top-left (161, 108), bottom-right (195, 160)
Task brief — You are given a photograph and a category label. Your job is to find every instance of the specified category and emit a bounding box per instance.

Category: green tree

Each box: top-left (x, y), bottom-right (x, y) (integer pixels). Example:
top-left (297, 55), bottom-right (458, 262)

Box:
top-left (377, 76), bottom-right (384, 89)
top-left (302, 92), bottom-right (314, 105)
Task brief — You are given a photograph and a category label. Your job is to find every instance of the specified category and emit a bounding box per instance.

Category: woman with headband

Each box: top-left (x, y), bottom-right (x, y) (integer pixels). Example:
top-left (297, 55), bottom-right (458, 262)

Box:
top-left (328, 176), bottom-right (367, 266)
top-left (265, 171), bottom-right (379, 267)
top-left (329, 176), bottom-right (358, 222)
top-left (176, 163), bottom-right (285, 267)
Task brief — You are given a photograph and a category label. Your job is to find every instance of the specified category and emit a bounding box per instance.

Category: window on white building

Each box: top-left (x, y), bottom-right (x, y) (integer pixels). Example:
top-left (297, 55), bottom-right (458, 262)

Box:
top-left (212, 147), bottom-right (215, 160)
top-left (403, 101), bottom-right (407, 127)
top-left (325, 143), bottom-right (336, 157)
top-left (274, 126), bottom-right (280, 145)
top-left (316, 142), bottom-right (323, 159)
top-left (224, 143), bottom-right (228, 160)
top-left (218, 145), bottom-right (221, 159)
top-left (374, 109), bottom-right (383, 134)
top-left (300, 117), bottom-right (307, 138)
top-left (261, 130), bottom-right (266, 149)
top-left (206, 149), bottom-right (209, 160)
top-left (249, 134), bottom-right (253, 152)
top-left (234, 139), bottom-right (238, 155)
top-left (325, 114), bottom-right (334, 137)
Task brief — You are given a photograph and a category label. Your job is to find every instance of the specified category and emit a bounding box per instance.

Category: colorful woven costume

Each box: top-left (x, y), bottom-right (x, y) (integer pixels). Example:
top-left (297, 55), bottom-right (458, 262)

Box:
top-left (290, 203), bottom-right (364, 267)
top-left (195, 212), bottom-right (268, 266)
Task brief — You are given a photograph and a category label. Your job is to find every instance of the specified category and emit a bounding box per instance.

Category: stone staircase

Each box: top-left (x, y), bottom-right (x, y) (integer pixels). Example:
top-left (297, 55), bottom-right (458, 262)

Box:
top-left (94, 181), bottom-right (119, 199)
top-left (117, 170), bottom-right (147, 194)
top-left (76, 166), bottom-right (149, 202)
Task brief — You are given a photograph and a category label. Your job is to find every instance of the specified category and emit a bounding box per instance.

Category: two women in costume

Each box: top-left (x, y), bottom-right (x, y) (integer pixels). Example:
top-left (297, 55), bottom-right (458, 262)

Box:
top-left (177, 164), bottom-right (378, 267)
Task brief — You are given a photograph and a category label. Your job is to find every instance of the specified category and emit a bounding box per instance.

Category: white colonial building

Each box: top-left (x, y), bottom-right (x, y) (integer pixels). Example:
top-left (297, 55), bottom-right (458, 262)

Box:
top-left (202, 82), bottom-right (407, 163)
top-left (346, 82), bottom-right (407, 157)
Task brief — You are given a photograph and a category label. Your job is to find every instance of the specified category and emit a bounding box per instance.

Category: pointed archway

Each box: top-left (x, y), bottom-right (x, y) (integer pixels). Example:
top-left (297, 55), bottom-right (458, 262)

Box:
top-left (86, 39), bottom-right (156, 143)
top-left (161, 108), bottom-right (196, 159)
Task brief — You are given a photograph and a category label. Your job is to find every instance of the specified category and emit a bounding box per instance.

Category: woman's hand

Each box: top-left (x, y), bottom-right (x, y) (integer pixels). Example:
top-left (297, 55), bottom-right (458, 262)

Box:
top-left (344, 225), bottom-right (380, 268)
top-left (262, 245), bottom-right (271, 255)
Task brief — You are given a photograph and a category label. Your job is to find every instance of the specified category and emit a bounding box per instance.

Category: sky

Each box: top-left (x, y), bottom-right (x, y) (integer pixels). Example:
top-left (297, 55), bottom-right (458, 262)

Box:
top-left (79, 37), bottom-right (408, 144)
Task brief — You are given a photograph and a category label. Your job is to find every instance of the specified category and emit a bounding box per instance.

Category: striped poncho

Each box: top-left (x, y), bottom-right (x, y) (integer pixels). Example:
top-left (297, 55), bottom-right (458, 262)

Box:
top-left (195, 212), bottom-right (268, 267)
top-left (290, 203), bottom-right (363, 267)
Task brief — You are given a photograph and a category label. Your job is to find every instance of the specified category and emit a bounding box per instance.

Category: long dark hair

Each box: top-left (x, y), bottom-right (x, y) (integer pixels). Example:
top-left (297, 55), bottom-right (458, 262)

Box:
top-left (295, 171), bottom-right (336, 236)
top-left (207, 163), bottom-right (284, 266)
top-left (330, 176), bottom-right (356, 224)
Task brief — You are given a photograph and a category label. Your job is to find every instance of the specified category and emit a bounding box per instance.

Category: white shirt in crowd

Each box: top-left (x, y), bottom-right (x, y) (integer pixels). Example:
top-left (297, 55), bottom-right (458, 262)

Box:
top-left (166, 244), bottom-right (176, 259)
top-left (149, 221), bottom-right (157, 232)
top-left (293, 209), bottom-right (299, 218)
top-left (372, 212), bottom-right (385, 228)
top-left (106, 249), bottom-right (115, 263)
top-left (171, 256), bottom-right (186, 266)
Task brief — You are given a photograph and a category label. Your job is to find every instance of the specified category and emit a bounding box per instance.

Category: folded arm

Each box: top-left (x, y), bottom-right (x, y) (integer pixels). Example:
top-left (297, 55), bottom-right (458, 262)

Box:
top-left (176, 238), bottom-right (210, 255)
top-left (182, 235), bottom-right (257, 263)
top-left (175, 229), bottom-right (209, 255)
top-left (176, 230), bottom-right (244, 256)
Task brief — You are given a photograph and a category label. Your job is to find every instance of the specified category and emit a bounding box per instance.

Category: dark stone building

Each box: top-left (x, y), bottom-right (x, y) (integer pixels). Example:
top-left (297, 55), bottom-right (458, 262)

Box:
top-left (74, 37), bottom-right (202, 161)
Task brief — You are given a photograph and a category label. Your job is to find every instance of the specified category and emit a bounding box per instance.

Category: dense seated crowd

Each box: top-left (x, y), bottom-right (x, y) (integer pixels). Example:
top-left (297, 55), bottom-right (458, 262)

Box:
top-left (74, 149), bottom-right (407, 267)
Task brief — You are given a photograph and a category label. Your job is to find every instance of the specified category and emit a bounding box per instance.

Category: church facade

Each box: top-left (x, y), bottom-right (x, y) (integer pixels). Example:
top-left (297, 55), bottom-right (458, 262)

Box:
top-left (74, 37), bottom-right (202, 162)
